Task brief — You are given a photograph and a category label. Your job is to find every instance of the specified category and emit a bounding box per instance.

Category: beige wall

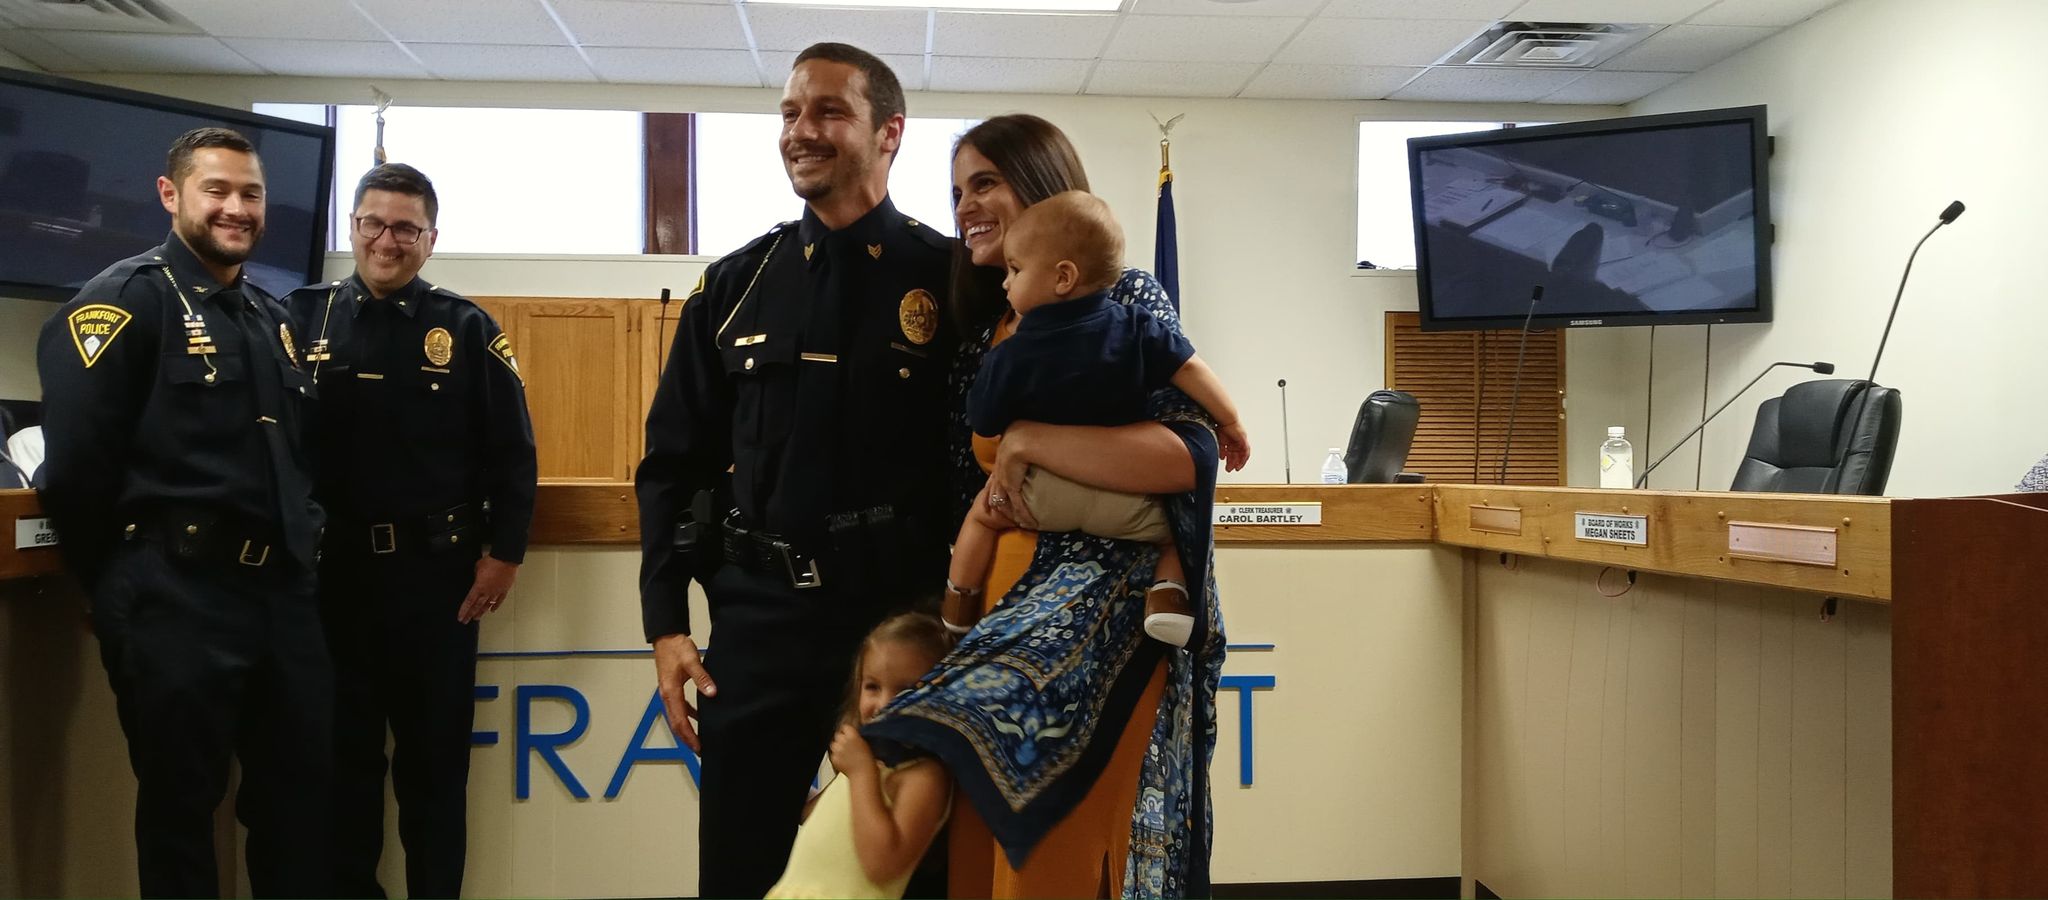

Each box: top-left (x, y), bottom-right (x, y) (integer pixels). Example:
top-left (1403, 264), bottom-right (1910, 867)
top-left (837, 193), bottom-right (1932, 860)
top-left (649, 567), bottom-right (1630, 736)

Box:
top-left (1461, 555), bottom-right (1891, 899)
top-left (1602, 0), bottom-right (2048, 496)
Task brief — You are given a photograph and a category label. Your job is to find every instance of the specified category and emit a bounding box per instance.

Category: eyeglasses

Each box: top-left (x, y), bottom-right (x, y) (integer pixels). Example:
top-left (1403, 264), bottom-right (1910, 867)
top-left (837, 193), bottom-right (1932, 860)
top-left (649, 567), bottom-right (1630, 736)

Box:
top-left (353, 215), bottom-right (427, 246)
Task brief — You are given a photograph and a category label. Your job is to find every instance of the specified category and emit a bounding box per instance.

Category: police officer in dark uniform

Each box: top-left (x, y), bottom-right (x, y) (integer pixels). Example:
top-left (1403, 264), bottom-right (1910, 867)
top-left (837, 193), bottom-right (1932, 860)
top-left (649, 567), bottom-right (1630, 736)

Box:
top-left (637, 43), bottom-right (957, 898)
top-left (285, 163), bottom-right (537, 900)
top-left (36, 127), bottom-right (330, 898)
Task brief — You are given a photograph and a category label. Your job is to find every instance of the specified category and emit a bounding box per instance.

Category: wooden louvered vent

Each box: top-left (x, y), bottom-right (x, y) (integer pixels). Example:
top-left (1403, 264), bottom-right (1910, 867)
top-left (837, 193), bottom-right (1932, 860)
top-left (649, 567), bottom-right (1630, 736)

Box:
top-left (1384, 312), bottom-right (1566, 486)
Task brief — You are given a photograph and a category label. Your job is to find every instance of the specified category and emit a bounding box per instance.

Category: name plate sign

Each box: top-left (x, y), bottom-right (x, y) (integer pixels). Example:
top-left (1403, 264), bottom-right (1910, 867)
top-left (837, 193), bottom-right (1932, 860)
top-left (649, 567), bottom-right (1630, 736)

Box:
top-left (1574, 512), bottom-right (1647, 546)
top-left (15, 516), bottom-right (58, 550)
top-left (1215, 503), bottom-right (1322, 526)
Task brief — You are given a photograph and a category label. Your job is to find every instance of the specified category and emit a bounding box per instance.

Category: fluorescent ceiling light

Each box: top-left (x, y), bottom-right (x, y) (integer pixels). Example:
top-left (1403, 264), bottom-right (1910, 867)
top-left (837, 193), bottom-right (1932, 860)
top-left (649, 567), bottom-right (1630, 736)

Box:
top-left (745, 0), bottom-right (1121, 11)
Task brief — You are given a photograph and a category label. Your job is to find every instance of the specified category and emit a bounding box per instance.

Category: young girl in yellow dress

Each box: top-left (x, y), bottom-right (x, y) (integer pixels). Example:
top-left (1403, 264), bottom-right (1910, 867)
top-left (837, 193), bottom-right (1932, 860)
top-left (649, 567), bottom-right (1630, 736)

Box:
top-left (766, 613), bottom-right (954, 899)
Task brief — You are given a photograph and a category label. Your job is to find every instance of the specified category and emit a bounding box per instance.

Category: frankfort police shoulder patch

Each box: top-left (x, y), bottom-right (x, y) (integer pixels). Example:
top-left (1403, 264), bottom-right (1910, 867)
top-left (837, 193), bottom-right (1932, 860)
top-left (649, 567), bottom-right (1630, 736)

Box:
top-left (898, 289), bottom-right (937, 346)
top-left (67, 304), bottom-right (133, 368)
top-left (489, 333), bottom-right (523, 384)
top-left (424, 327), bottom-right (455, 367)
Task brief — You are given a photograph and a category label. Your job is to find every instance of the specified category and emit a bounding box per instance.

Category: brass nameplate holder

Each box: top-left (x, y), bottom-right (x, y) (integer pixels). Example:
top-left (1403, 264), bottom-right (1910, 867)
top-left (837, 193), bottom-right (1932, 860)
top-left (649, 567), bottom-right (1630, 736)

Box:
top-left (1726, 521), bottom-right (1839, 567)
top-left (1469, 505), bottom-right (1523, 536)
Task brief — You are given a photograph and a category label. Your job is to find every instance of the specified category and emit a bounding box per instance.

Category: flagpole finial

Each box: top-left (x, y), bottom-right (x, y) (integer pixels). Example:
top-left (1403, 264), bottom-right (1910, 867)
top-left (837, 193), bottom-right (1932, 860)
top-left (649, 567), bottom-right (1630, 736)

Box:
top-left (371, 86), bottom-right (394, 166)
top-left (1148, 111), bottom-right (1184, 178)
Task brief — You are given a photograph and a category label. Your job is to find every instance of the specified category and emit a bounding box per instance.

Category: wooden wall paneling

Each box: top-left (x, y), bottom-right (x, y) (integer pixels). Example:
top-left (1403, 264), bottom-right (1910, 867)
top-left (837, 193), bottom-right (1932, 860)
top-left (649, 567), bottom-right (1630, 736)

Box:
top-left (1385, 312), bottom-right (1566, 486)
top-left (636, 298), bottom-right (685, 474)
top-left (499, 298), bottom-right (640, 482)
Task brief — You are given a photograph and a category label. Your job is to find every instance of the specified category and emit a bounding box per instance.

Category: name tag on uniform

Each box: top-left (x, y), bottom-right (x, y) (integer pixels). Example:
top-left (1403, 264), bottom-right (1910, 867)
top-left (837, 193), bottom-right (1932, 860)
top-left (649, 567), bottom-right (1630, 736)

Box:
top-left (15, 516), bottom-right (58, 550)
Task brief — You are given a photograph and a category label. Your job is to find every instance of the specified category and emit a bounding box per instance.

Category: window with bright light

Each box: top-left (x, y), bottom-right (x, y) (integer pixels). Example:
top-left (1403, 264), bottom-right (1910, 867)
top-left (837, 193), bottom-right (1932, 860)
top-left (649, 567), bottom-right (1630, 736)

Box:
top-left (694, 113), bottom-right (977, 258)
top-left (257, 103), bottom-right (645, 255)
top-left (1358, 121), bottom-right (1538, 270)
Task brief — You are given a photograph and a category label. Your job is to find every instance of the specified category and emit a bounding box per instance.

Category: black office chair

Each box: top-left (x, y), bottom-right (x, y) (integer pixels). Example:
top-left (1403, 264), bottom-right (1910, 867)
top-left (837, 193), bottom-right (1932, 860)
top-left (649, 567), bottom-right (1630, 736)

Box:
top-left (1729, 379), bottom-right (1902, 496)
top-left (1344, 390), bottom-right (1421, 484)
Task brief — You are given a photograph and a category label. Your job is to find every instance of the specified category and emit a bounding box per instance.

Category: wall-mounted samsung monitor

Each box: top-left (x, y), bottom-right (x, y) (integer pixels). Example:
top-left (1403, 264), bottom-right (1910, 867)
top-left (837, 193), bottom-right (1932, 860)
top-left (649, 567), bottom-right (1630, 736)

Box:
top-left (1408, 105), bottom-right (1771, 331)
top-left (0, 67), bottom-right (335, 301)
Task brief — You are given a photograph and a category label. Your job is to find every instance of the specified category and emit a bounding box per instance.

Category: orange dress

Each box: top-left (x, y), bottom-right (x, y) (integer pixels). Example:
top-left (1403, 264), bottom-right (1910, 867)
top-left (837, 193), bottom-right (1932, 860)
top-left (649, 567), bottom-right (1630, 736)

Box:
top-left (947, 315), bottom-right (1169, 899)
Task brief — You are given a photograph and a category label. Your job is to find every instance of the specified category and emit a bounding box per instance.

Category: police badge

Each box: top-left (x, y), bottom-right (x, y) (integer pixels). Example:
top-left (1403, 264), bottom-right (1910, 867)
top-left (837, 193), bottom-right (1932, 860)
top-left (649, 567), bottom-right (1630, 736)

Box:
top-left (898, 289), bottom-right (937, 346)
top-left (278, 322), bottom-right (300, 366)
top-left (424, 327), bottom-right (455, 367)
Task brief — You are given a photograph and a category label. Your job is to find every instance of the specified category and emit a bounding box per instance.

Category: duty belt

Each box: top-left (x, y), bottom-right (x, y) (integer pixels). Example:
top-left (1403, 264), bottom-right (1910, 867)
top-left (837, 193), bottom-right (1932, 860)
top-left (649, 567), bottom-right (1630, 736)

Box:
top-left (122, 507), bottom-right (287, 569)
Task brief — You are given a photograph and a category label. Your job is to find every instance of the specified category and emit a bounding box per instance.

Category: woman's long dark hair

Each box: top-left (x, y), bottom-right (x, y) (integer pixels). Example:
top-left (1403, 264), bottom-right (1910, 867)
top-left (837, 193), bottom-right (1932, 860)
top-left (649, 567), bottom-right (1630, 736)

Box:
top-left (948, 114), bottom-right (1092, 338)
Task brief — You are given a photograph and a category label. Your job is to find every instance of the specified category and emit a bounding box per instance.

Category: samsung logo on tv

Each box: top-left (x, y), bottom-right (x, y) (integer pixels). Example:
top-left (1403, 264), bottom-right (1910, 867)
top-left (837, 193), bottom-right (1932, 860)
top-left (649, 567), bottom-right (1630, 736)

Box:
top-left (1569, 319), bottom-right (1605, 326)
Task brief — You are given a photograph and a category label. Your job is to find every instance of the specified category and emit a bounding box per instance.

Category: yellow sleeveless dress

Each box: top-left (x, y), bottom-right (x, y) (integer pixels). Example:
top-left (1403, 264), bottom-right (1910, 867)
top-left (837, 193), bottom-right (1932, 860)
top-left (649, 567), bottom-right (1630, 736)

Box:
top-left (765, 758), bottom-right (950, 899)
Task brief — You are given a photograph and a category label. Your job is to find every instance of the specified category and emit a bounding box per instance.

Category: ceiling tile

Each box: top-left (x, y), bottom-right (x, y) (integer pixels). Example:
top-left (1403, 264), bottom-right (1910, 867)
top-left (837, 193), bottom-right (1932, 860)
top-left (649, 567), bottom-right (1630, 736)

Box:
top-left (221, 38), bottom-right (430, 78)
top-left (352, 0), bottom-right (568, 45)
top-left (1102, 15), bottom-right (1300, 63)
top-left (929, 56), bottom-right (1089, 94)
top-left (758, 51), bottom-right (927, 90)
top-left (161, 0), bottom-right (386, 40)
top-left (1603, 23), bottom-right (1773, 72)
top-left (0, 30), bottom-right (91, 71)
top-left (1130, 0), bottom-right (1326, 18)
top-left (1505, 0), bottom-right (1717, 24)
top-left (1238, 63), bottom-right (1421, 99)
top-left (931, 12), bottom-right (1114, 60)
top-left (1385, 65), bottom-right (1584, 101)
top-left (35, 32), bottom-right (263, 74)
top-left (1278, 18), bottom-right (1490, 66)
top-left (1321, 0), bottom-right (1519, 18)
top-left (553, 0), bottom-right (749, 49)
top-left (743, 7), bottom-right (930, 55)
top-left (405, 43), bottom-right (598, 80)
top-left (1689, 0), bottom-right (1842, 27)
top-left (584, 47), bottom-right (761, 85)
top-left (1535, 68), bottom-right (1681, 103)
top-left (0, 1), bottom-right (197, 33)
top-left (1085, 59), bottom-right (1257, 97)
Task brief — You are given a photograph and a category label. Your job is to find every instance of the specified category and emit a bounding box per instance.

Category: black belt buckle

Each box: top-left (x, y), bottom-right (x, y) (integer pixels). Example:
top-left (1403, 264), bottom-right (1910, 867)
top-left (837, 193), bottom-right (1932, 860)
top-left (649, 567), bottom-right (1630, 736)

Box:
top-left (370, 523), bottom-right (398, 555)
top-left (238, 539), bottom-right (271, 567)
top-left (769, 536), bottom-right (823, 590)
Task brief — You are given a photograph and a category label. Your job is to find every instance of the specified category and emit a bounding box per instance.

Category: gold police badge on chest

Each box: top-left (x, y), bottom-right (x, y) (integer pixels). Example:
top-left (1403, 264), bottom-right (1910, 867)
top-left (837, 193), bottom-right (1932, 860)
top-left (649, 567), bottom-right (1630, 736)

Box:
top-left (278, 322), bottom-right (300, 366)
top-left (898, 289), bottom-right (937, 346)
top-left (424, 327), bottom-right (455, 367)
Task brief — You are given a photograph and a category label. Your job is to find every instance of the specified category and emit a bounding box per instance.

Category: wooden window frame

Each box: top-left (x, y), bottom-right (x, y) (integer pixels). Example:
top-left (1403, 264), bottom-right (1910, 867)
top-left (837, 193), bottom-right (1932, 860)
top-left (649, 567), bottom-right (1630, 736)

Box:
top-left (644, 112), bottom-right (696, 255)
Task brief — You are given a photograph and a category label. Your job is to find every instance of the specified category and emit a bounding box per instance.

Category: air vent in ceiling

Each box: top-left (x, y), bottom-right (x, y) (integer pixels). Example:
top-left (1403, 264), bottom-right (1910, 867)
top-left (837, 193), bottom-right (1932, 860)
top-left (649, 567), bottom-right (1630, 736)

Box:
top-left (1442, 22), bottom-right (1655, 68)
top-left (0, 0), bottom-right (196, 33)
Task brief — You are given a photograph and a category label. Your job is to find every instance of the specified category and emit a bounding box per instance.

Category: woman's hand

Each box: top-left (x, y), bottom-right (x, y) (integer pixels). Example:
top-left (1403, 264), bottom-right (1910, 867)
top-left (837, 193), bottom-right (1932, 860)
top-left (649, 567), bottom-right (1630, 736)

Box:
top-left (830, 723), bottom-right (877, 776)
top-left (989, 427), bottom-right (1040, 529)
top-left (1217, 421), bottom-right (1251, 472)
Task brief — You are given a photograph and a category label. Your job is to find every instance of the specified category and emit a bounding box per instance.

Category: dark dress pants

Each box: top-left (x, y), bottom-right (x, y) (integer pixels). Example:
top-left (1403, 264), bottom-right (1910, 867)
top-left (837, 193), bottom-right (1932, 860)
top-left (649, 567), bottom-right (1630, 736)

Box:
top-left (91, 539), bottom-right (333, 899)
top-left (320, 544), bottom-right (481, 899)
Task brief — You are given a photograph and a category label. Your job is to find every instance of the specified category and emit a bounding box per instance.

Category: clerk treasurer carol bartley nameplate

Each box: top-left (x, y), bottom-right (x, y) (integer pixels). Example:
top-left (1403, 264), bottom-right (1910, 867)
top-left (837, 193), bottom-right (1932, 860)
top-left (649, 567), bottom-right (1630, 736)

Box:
top-left (1214, 503), bottom-right (1322, 526)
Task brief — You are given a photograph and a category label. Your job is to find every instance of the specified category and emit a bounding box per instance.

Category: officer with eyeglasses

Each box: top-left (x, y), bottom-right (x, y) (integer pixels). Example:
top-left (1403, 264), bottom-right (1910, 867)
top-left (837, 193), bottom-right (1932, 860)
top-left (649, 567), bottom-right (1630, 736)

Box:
top-left (285, 162), bottom-right (536, 900)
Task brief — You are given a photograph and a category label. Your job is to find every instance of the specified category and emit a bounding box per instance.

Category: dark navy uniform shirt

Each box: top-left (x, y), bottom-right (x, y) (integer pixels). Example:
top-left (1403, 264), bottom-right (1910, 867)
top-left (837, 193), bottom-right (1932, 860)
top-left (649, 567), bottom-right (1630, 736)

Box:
top-left (966, 289), bottom-right (1194, 438)
top-left (36, 234), bottom-right (322, 575)
top-left (636, 197), bottom-right (957, 640)
top-left (285, 274), bottom-right (537, 563)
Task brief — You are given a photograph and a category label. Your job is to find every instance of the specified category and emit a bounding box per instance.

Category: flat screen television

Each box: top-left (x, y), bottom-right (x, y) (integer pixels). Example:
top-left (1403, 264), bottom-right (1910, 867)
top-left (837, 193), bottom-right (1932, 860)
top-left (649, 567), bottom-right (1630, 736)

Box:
top-left (1408, 105), bottom-right (1771, 331)
top-left (0, 67), bottom-right (334, 301)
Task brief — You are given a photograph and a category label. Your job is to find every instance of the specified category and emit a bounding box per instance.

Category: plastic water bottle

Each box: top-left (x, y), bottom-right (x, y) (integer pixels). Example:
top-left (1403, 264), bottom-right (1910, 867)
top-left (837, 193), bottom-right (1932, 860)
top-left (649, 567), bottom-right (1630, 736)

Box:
top-left (1599, 426), bottom-right (1634, 489)
top-left (1320, 448), bottom-right (1348, 485)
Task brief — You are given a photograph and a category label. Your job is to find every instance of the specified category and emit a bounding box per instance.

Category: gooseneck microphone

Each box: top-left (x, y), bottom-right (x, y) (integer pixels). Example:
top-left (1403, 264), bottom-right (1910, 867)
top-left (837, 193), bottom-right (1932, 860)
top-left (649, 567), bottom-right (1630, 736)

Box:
top-left (1498, 284), bottom-right (1544, 485)
top-left (1277, 378), bottom-right (1292, 484)
top-left (1634, 360), bottom-right (1836, 488)
top-left (1870, 200), bottom-right (1965, 382)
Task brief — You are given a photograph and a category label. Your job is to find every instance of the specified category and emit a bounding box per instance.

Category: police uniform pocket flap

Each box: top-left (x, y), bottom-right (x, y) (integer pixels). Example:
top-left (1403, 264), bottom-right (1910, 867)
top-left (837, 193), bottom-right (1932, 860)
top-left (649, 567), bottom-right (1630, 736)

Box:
top-left (163, 351), bottom-right (243, 385)
top-left (426, 524), bottom-right (477, 554)
top-left (720, 335), bottom-right (797, 376)
top-left (279, 361), bottom-right (317, 399)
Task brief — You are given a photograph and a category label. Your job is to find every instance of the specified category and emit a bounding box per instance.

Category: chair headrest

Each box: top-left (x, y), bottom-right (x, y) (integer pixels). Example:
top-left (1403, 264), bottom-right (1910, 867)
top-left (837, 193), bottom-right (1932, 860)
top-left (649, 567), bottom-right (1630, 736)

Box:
top-left (1776, 379), bottom-right (1872, 468)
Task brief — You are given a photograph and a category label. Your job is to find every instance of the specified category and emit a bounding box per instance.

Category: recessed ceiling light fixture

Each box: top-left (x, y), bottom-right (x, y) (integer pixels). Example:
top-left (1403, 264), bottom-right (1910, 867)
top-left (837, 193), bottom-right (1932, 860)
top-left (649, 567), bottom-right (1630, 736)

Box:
top-left (744, 0), bottom-right (1122, 12)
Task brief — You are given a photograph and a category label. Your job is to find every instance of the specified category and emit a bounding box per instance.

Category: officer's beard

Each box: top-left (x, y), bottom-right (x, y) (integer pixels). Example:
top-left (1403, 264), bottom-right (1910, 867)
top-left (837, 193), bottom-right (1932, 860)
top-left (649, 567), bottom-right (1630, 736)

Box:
top-left (177, 210), bottom-right (265, 269)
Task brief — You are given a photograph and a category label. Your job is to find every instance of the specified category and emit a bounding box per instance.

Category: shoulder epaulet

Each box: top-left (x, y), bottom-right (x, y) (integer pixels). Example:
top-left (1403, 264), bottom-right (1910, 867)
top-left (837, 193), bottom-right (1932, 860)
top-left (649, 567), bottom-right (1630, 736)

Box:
top-left (902, 215), bottom-right (953, 253)
top-left (424, 282), bottom-right (473, 305)
top-left (705, 220), bottom-right (798, 277)
top-left (75, 251), bottom-right (166, 302)
top-left (284, 278), bottom-right (348, 301)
